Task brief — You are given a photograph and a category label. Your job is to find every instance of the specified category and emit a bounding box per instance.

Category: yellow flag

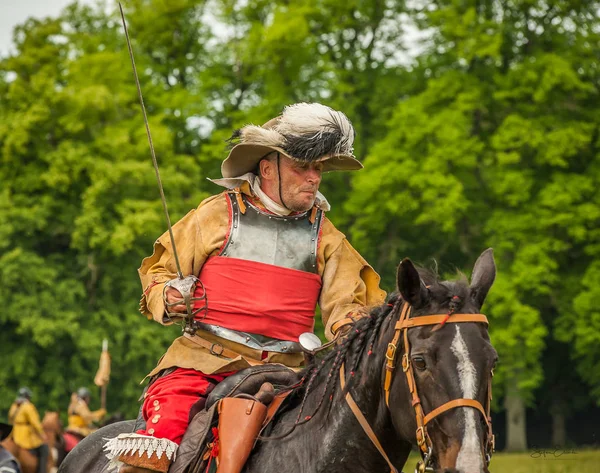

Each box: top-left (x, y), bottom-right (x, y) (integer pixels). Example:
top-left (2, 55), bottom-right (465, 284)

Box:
top-left (94, 339), bottom-right (111, 387)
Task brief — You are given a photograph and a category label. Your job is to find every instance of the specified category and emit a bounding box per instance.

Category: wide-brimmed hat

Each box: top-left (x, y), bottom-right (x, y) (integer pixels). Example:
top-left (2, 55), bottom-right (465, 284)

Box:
top-left (221, 102), bottom-right (363, 178)
top-left (0, 422), bottom-right (12, 441)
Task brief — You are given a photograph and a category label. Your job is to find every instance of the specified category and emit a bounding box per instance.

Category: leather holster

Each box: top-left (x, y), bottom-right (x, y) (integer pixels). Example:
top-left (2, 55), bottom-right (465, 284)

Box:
top-left (215, 397), bottom-right (267, 473)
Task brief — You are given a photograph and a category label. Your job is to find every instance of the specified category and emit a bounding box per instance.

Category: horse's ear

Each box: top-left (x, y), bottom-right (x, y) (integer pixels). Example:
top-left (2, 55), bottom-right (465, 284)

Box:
top-left (397, 258), bottom-right (428, 307)
top-left (470, 248), bottom-right (496, 309)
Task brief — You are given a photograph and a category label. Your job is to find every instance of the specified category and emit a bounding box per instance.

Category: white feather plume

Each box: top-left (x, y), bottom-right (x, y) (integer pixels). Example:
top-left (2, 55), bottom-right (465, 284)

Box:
top-left (228, 103), bottom-right (355, 161)
top-left (239, 125), bottom-right (285, 148)
top-left (276, 103), bottom-right (355, 156)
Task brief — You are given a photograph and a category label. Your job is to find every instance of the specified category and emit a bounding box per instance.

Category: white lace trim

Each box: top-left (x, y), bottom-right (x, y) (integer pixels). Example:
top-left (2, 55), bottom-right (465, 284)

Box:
top-left (104, 433), bottom-right (178, 463)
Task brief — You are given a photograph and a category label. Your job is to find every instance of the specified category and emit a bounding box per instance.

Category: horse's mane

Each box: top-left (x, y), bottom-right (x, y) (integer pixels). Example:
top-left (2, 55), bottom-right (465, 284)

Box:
top-left (277, 266), bottom-right (471, 435)
top-left (269, 294), bottom-right (400, 438)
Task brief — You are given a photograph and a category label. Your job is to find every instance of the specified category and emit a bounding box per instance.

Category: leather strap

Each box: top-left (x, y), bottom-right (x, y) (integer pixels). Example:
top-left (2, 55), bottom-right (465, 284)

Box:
top-left (183, 332), bottom-right (247, 360)
top-left (396, 313), bottom-right (489, 329)
top-left (263, 390), bottom-right (292, 427)
top-left (340, 365), bottom-right (398, 473)
top-left (384, 305), bottom-right (493, 458)
top-left (339, 300), bottom-right (494, 468)
top-left (331, 313), bottom-right (365, 335)
top-left (384, 303), bottom-right (410, 405)
top-left (331, 318), bottom-right (353, 335)
top-left (232, 187), bottom-right (247, 214)
top-left (423, 399), bottom-right (489, 426)
top-left (485, 371), bottom-right (495, 452)
top-left (402, 314), bottom-right (428, 454)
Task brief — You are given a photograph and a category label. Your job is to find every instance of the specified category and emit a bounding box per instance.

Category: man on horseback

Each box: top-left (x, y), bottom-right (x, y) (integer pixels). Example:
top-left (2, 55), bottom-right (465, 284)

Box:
top-left (7, 388), bottom-right (48, 473)
top-left (66, 388), bottom-right (106, 438)
top-left (105, 103), bottom-right (386, 473)
top-left (0, 421), bottom-right (21, 473)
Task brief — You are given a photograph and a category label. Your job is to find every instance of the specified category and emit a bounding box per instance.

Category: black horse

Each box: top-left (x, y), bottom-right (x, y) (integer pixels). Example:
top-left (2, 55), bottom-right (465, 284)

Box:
top-left (59, 249), bottom-right (497, 473)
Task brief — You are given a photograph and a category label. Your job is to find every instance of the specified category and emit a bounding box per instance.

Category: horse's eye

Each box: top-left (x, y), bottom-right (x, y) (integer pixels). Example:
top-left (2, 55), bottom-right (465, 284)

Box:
top-left (413, 356), bottom-right (427, 371)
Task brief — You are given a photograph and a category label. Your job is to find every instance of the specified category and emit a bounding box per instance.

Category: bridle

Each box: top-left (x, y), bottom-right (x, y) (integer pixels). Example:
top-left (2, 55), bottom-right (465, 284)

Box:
top-left (340, 301), bottom-right (495, 473)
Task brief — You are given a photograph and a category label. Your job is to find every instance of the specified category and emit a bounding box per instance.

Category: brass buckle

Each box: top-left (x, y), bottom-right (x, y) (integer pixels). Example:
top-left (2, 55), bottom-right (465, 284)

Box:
top-left (386, 343), bottom-right (397, 364)
top-left (402, 353), bottom-right (410, 372)
top-left (416, 426), bottom-right (426, 447)
top-left (210, 343), bottom-right (224, 356)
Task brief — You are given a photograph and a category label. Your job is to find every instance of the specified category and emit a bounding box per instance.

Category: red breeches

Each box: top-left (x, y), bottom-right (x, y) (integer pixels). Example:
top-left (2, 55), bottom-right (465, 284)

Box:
top-left (137, 368), bottom-right (233, 444)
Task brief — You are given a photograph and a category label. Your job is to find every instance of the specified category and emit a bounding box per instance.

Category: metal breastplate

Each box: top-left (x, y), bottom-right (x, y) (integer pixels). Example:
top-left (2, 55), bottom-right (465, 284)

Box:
top-left (197, 192), bottom-right (324, 353)
top-left (220, 193), bottom-right (323, 273)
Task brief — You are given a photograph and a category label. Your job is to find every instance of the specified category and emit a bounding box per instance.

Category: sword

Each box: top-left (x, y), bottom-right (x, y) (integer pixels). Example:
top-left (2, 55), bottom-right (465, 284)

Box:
top-left (118, 3), bottom-right (205, 326)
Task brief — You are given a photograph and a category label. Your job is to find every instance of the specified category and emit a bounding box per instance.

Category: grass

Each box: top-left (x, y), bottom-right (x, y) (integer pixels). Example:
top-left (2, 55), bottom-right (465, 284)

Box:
top-left (405, 448), bottom-right (599, 473)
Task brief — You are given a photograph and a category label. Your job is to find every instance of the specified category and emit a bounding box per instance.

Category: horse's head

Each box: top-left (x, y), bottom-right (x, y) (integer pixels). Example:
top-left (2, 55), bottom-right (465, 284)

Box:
top-left (390, 248), bottom-right (497, 473)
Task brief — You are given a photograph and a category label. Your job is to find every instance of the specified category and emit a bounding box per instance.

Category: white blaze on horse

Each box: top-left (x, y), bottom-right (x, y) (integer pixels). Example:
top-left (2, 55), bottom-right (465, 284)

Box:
top-left (59, 249), bottom-right (497, 473)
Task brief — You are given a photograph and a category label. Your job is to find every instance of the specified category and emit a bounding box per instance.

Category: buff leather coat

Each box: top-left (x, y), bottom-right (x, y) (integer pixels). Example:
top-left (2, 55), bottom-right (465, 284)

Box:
top-left (139, 184), bottom-right (386, 379)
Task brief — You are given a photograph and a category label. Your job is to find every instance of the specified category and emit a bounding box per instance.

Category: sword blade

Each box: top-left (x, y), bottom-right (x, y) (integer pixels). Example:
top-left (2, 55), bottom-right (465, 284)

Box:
top-left (118, 2), bottom-right (184, 279)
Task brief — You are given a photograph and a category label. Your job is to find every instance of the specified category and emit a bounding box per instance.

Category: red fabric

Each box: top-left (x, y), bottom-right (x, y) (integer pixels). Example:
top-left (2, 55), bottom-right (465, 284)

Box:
top-left (137, 368), bottom-right (233, 444)
top-left (194, 256), bottom-right (322, 341)
top-left (63, 432), bottom-right (81, 453)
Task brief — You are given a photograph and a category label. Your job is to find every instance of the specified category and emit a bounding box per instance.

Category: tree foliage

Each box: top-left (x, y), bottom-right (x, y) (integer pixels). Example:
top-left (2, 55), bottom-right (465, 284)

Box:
top-left (346, 0), bottom-right (600, 407)
top-left (1, 0), bottom-right (599, 436)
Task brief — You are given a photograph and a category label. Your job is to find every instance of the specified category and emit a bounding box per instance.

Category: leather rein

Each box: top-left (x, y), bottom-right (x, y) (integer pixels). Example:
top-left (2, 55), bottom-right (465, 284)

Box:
top-left (339, 302), bottom-right (495, 473)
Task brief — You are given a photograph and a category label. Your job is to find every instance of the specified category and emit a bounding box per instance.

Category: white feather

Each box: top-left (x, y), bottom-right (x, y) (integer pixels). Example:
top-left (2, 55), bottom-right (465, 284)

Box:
top-left (239, 125), bottom-right (285, 148)
top-left (276, 103), bottom-right (354, 155)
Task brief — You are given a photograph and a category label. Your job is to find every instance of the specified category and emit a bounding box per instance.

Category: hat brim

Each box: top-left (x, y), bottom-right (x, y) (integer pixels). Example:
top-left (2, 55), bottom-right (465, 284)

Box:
top-left (0, 422), bottom-right (12, 441)
top-left (221, 144), bottom-right (363, 178)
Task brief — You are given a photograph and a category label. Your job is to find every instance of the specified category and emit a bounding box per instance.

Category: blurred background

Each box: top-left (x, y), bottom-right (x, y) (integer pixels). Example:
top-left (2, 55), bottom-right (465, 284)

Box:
top-left (0, 0), bottom-right (598, 462)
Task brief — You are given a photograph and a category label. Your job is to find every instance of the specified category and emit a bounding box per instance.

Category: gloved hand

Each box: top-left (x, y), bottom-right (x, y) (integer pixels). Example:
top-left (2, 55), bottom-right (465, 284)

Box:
top-left (164, 287), bottom-right (187, 313)
top-left (162, 276), bottom-right (200, 317)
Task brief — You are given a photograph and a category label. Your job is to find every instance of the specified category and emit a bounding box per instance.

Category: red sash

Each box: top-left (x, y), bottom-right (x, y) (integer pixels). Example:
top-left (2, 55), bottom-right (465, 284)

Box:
top-left (193, 256), bottom-right (321, 341)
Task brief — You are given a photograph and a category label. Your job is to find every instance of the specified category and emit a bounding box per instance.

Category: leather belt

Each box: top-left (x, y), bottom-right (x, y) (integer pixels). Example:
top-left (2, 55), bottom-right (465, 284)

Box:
top-left (183, 332), bottom-right (244, 360)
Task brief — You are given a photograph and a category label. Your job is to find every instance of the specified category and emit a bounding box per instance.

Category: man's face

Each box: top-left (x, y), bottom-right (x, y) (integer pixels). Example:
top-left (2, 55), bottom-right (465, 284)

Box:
top-left (260, 154), bottom-right (323, 212)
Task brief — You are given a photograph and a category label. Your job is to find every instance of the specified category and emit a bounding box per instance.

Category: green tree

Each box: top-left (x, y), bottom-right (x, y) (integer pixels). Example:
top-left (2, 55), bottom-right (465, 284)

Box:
top-left (0, 2), bottom-right (202, 417)
top-left (0, 0), bottom-right (419, 418)
top-left (347, 0), bottom-right (600, 451)
top-left (3, 1), bottom-right (598, 453)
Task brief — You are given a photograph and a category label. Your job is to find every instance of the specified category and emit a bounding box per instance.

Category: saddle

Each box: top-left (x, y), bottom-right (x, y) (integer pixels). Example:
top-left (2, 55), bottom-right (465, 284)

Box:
top-left (169, 365), bottom-right (300, 473)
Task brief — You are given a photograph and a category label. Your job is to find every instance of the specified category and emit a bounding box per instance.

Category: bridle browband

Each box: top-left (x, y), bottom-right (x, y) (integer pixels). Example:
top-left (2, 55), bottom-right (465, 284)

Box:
top-left (340, 301), bottom-right (495, 473)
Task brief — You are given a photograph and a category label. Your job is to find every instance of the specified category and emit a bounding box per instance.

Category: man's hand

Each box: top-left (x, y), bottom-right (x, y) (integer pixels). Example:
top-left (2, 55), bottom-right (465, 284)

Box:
top-left (164, 287), bottom-right (188, 314)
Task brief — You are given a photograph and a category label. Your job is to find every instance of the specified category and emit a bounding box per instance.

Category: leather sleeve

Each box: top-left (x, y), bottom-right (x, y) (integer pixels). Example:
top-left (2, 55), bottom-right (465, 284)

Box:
top-left (318, 218), bottom-right (387, 340)
top-left (138, 194), bottom-right (228, 324)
